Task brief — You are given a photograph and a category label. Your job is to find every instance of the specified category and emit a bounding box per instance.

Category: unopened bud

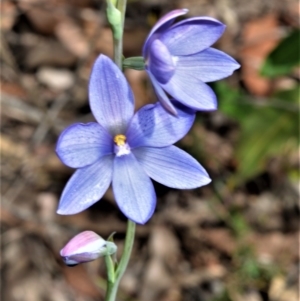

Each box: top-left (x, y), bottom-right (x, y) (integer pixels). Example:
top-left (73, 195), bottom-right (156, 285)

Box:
top-left (106, 0), bottom-right (122, 40)
top-left (60, 231), bottom-right (117, 266)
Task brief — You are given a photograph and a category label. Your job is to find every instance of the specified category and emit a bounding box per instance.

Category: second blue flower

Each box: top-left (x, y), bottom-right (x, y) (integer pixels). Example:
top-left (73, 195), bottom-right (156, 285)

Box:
top-left (143, 9), bottom-right (240, 115)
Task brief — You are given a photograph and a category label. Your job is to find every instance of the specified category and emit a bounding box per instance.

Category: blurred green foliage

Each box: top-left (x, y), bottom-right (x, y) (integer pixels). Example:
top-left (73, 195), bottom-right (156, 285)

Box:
top-left (184, 25), bottom-right (298, 300)
top-left (260, 29), bottom-right (300, 77)
top-left (216, 82), bottom-right (299, 182)
top-left (207, 31), bottom-right (299, 299)
top-left (233, 244), bottom-right (278, 290)
top-left (214, 29), bottom-right (300, 183)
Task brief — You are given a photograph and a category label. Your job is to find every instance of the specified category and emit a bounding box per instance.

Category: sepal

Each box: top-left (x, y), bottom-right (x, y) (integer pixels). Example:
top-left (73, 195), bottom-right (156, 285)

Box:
top-left (123, 56), bottom-right (145, 70)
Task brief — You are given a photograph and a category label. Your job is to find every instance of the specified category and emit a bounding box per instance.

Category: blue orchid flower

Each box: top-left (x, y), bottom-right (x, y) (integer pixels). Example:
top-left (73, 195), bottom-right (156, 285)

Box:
top-left (56, 54), bottom-right (211, 224)
top-left (143, 9), bottom-right (240, 115)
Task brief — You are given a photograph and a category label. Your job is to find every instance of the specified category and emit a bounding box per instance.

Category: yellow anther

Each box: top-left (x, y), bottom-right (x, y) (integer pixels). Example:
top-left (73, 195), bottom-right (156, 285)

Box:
top-left (114, 134), bottom-right (126, 146)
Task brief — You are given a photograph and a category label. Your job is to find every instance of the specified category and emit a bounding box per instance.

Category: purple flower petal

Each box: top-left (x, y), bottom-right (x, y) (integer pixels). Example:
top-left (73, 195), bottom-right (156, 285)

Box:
top-left (126, 102), bottom-right (195, 148)
top-left (143, 9), bottom-right (188, 57)
top-left (112, 153), bottom-right (156, 224)
top-left (160, 17), bottom-right (225, 56)
top-left (148, 72), bottom-right (177, 115)
top-left (176, 48), bottom-right (240, 82)
top-left (57, 155), bottom-right (113, 215)
top-left (147, 39), bottom-right (175, 84)
top-left (133, 146), bottom-right (211, 189)
top-left (162, 71), bottom-right (218, 111)
top-left (56, 122), bottom-right (113, 168)
top-left (89, 55), bottom-right (134, 136)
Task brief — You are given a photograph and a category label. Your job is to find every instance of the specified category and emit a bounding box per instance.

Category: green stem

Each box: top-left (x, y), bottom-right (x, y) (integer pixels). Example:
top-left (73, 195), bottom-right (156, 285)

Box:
top-left (105, 253), bottom-right (116, 282)
top-left (104, 220), bottom-right (136, 301)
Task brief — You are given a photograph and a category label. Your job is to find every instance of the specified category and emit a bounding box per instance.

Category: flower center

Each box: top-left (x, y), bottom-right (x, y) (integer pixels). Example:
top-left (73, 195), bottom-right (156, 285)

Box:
top-left (114, 134), bottom-right (126, 146)
top-left (113, 134), bottom-right (131, 156)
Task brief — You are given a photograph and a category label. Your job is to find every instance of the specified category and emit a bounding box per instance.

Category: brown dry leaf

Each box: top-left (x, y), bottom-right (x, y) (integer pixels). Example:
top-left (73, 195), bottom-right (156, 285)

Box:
top-left (80, 8), bottom-right (103, 39)
top-left (36, 192), bottom-right (58, 222)
top-left (269, 275), bottom-right (299, 301)
top-left (161, 193), bottom-right (218, 227)
top-left (61, 264), bottom-right (101, 298)
top-left (201, 229), bottom-right (236, 254)
top-left (56, 212), bottom-right (150, 238)
top-left (55, 19), bottom-right (90, 58)
top-left (23, 5), bottom-right (61, 35)
top-left (36, 67), bottom-right (75, 90)
top-left (95, 27), bottom-right (114, 56)
top-left (250, 232), bottom-right (299, 263)
top-left (0, 206), bottom-right (21, 227)
top-left (10, 274), bottom-right (47, 301)
top-left (139, 226), bottom-right (180, 300)
top-left (283, 1), bottom-right (300, 27)
top-left (186, 123), bottom-right (234, 172)
top-left (123, 28), bottom-right (148, 56)
top-left (1, 133), bottom-right (68, 190)
top-left (233, 291), bottom-right (263, 301)
top-left (1, 133), bottom-right (28, 159)
top-left (161, 287), bottom-right (181, 301)
top-left (1, 81), bottom-right (28, 99)
top-left (247, 192), bottom-right (283, 230)
top-left (1, 1), bottom-right (18, 30)
top-left (149, 225), bottom-right (180, 265)
top-left (1, 95), bottom-right (42, 125)
top-left (24, 37), bottom-right (77, 68)
top-left (140, 257), bottom-right (172, 301)
top-left (96, 26), bottom-right (146, 59)
top-left (177, 264), bottom-right (227, 288)
top-left (240, 14), bottom-right (281, 96)
top-left (119, 268), bottom-right (139, 295)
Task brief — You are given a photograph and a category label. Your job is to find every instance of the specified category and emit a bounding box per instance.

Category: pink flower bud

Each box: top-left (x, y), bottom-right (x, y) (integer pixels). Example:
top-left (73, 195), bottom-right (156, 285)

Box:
top-left (60, 231), bottom-right (108, 266)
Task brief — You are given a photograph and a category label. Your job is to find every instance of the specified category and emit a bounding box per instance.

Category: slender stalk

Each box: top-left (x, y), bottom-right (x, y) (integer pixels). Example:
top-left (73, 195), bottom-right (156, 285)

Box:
top-left (104, 253), bottom-right (116, 283)
top-left (116, 220), bottom-right (136, 279)
top-left (104, 1), bottom-right (136, 301)
top-left (104, 220), bottom-right (136, 301)
top-left (113, 39), bottom-right (122, 70)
